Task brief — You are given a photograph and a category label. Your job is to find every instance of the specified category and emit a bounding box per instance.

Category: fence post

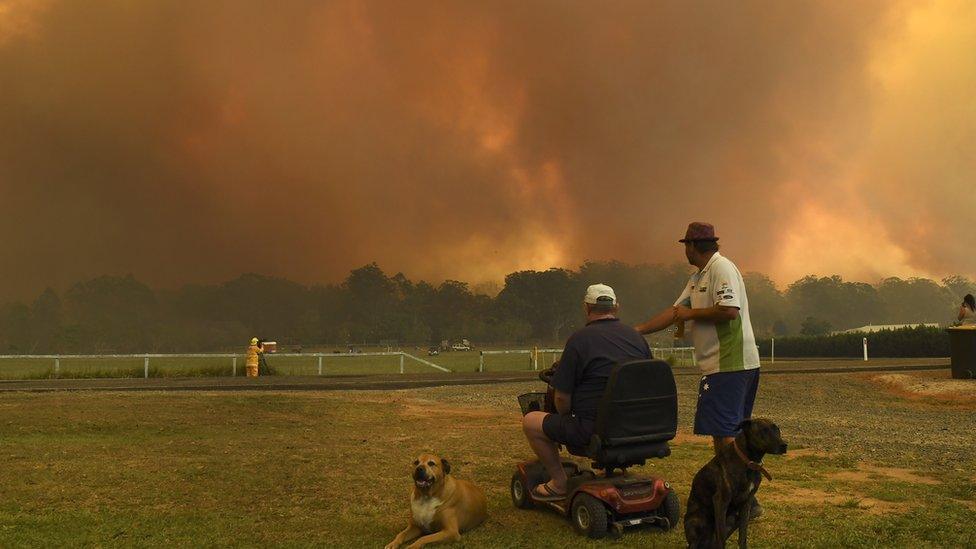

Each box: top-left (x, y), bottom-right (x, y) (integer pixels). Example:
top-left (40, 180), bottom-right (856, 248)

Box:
top-left (232, 356), bottom-right (237, 376)
top-left (479, 351), bottom-right (484, 373)
top-left (533, 346), bottom-right (538, 371)
top-left (399, 353), bottom-right (404, 374)
top-left (863, 337), bottom-right (868, 361)
top-left (54, 356), bottom-right (60, 378)
top-left (144, 355), bottom-right (149, 379)
top-left (318, 354), bottom-right (324, 375)
top-left (771, 338), bottom-right (775, 364)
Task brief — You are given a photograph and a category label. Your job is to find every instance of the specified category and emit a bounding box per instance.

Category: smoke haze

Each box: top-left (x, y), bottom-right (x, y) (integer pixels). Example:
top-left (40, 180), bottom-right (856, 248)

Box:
top-left (1, 0), bottom-right (974, 300)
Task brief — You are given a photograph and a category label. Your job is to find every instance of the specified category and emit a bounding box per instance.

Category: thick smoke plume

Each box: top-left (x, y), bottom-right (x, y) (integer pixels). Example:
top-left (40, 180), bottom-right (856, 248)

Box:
top-left (0, 0), bottom-right (973, 300)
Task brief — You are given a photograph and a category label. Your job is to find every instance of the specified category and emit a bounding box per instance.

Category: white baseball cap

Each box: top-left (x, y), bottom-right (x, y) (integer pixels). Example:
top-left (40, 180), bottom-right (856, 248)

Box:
top-left (584, 283), bottom-right (617, 305)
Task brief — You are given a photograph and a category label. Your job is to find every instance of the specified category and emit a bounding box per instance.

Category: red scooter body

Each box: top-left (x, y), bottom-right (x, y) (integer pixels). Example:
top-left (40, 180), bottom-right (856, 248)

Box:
top-left (511, 458), bottom-right (679, 538)
top-left (512, 361), bottom-right (680, 538)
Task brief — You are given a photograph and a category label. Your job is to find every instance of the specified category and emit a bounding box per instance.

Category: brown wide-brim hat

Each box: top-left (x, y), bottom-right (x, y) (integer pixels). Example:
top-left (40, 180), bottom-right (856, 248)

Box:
top-left (679, 222), bottom-right (719, 243)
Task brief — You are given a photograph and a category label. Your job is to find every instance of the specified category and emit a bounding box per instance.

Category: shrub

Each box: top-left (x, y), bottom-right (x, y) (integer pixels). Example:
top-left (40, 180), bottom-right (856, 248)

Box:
top-left (757, 326), bottom-right (949, 358)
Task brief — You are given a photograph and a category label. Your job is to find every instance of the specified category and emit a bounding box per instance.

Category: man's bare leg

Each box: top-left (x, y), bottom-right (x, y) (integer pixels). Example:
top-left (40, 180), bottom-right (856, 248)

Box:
top-left (522, 411), bottom-right (568, 493)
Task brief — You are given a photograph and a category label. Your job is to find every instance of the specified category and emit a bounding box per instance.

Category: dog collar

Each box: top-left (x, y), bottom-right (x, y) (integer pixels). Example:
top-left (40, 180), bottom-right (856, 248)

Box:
top-left (733, 440), bottom-right (772, 481)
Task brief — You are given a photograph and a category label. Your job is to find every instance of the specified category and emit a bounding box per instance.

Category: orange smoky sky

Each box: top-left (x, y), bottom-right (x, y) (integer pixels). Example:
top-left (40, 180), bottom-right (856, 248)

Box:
top-left (0, 0), bottom-right (974, 301)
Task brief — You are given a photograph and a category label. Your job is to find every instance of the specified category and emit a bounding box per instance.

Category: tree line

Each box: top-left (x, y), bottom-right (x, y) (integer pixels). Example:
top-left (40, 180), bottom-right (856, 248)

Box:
top-left (0, 262), bottom-right (973, 353)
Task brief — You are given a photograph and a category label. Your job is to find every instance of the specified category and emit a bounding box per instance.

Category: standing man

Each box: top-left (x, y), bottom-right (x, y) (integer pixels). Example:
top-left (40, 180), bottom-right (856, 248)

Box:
top-left (636, 222), bottom-right (760, 456)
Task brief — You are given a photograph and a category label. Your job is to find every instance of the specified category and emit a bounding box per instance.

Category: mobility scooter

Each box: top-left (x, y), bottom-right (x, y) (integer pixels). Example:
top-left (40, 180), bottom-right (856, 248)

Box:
top-left (511, 359), bottom-right (680, 538)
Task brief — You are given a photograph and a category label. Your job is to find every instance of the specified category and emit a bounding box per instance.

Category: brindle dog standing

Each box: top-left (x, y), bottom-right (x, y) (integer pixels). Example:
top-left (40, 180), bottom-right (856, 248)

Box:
top-left (684, 418), bottom-right (788, 548)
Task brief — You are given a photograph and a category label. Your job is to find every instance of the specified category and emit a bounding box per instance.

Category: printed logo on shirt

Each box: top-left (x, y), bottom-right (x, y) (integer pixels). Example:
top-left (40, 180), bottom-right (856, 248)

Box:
top-left (716, 283), bottom-right (735, 300)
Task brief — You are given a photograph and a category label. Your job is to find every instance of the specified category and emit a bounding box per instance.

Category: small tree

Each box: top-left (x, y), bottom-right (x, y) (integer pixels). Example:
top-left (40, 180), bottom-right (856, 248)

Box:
top-left (800, 316), bottom-right (832, 336)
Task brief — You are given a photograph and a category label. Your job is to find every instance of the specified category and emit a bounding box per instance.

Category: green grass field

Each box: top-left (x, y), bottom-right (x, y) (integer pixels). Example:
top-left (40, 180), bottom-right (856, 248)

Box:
top-left (0, 370), bottom-right (972, 547)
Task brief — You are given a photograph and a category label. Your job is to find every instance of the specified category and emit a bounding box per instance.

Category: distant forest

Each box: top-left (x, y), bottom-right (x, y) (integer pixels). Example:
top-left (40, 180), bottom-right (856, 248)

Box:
top-left (0, 262), bottom-right (973, 354)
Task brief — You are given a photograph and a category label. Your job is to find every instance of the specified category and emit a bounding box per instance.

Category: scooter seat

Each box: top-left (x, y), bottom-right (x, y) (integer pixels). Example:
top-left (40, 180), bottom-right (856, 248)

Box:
top-left (579, 359), bottom-right (678, 472)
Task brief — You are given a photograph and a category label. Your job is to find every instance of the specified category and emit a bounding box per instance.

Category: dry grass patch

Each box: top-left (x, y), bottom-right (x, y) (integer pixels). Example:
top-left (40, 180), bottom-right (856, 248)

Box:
top-left (827, 463), bottom-right (941, 485)
top-left (783, 447), bottom-right (835, 460)
top-left (764, 486), bottom-right (911, 516)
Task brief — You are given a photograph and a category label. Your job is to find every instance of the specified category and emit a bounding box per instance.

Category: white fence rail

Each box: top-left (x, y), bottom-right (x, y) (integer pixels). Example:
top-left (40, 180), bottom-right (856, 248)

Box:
top-left (0, 347), bottom-right (696, 379)
top-left (478, 348), bottom-right (563, 372)
top-left (0, 351), bottom-right (448, 379)
top-left (478, 346), bottom-right (696, 371)
top-left (650, 346), bottom-right (697, 368)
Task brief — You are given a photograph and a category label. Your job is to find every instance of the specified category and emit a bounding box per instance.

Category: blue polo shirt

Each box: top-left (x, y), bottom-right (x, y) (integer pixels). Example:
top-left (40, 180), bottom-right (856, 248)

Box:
top-left (550, 318), bottom-right (652, 420)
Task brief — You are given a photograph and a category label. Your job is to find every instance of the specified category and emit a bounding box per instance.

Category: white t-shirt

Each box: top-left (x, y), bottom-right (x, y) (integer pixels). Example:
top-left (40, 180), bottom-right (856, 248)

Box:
top-left (675, 252), bottom-right (760, 375)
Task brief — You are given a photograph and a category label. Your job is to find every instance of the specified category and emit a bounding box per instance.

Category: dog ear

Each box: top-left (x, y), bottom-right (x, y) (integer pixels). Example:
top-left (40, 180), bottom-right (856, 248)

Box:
top-left (736, 418), bottom-right (753, 432)
top-left (441, 458), bottom-right (451, 475)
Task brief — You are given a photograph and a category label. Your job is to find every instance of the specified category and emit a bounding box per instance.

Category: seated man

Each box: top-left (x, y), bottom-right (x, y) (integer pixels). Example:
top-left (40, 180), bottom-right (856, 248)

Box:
top-left (521, 283), bottom-right (652, 501)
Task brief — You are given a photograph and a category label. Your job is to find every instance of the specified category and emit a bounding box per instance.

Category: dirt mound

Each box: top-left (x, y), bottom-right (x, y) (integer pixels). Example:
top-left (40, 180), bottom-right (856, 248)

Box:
top-left (871, 373), bottom-right (976, 403)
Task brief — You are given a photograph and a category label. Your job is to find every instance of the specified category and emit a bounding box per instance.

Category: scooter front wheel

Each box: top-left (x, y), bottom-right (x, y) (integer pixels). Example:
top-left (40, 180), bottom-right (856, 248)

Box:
top-left (510, 472), bottom-right (534, 509)
top-left (571, 493), bottom-right (609, 538)
top-left (660, 489), bottom-right (680, 530)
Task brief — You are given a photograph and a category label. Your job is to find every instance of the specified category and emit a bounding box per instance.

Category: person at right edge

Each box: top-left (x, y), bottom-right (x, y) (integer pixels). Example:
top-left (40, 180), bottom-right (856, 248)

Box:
top-left (957, 294), bottom-right (976, 326)
top-left (635, 221), bottom-right (763, 519)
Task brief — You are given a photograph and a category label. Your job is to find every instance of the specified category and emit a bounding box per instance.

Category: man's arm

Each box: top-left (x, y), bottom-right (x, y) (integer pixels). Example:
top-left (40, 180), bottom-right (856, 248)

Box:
top-left (549, 341), bottom-right (578, 414)
top-left (553, 390), bottom-right (571, 415)
top-left (638, 279), bottom-right (693, 334)
top-left (676, 304), bottom-right (739, 323)
top-left (635, 307), bottom-right (678, 334)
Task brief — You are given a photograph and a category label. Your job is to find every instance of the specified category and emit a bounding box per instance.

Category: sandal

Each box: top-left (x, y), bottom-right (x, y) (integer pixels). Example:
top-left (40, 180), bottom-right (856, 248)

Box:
top-left (531, 482), bottom-right (567, 502)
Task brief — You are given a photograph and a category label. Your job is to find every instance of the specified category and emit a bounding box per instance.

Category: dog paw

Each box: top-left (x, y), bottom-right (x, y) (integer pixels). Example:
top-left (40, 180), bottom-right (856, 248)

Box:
top-left (384, 543), bottom-right (398, 549)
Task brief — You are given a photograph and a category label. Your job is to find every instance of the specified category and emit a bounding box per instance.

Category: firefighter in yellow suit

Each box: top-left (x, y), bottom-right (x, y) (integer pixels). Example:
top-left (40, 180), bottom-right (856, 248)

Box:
top-left (246, 337), bottom-right (262, 377)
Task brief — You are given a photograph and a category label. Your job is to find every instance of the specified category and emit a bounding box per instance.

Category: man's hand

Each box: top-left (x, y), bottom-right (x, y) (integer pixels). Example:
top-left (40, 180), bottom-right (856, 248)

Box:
top-left (553, 389), bottom-right (572, 415)
top-left (674, 305), bottom-right (693, 321)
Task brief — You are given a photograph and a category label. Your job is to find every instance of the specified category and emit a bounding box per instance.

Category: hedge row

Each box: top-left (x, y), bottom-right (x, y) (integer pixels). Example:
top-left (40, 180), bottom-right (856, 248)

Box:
top-left (756, 326), bottom-right (950, 358)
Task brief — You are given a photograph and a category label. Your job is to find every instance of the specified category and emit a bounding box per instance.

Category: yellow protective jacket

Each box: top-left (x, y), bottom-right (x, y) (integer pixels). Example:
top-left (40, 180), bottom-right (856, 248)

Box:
top-left (245, 344), bottom-right (262, 367)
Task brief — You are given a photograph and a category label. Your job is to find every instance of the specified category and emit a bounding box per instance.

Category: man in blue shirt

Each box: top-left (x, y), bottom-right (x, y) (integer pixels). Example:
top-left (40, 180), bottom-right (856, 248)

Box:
top-left (521, 283), bottom-right (651, 501)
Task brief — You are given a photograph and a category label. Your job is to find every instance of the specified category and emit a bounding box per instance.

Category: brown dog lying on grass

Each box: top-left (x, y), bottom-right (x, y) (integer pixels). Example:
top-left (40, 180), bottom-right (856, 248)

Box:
top-left (684, 418), bottom-right (788, 548)
top-left (385, 453), bottom-right (488, 549)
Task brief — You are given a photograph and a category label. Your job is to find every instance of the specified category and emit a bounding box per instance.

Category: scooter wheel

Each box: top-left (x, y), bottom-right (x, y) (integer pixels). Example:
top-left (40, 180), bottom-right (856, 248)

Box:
top-left (510, 473), bottom-right (534, 509)
top-left (660, 489), bottom-right (680, 530)
top-left (571, 493), bottom-right (609, 539)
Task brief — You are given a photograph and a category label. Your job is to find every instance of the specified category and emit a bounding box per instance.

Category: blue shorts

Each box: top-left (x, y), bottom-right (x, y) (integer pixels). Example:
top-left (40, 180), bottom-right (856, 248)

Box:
top-left (542, 413), bottom-right (595, 451)
top-left (694, 368), bottom-right (760, 437)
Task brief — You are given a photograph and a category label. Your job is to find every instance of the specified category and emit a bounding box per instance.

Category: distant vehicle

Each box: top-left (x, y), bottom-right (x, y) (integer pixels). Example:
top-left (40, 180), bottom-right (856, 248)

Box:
top-left (452, 339), bottom-right (472, 351)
